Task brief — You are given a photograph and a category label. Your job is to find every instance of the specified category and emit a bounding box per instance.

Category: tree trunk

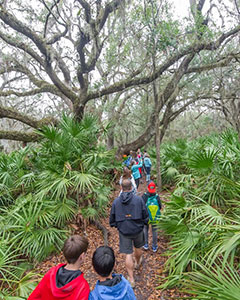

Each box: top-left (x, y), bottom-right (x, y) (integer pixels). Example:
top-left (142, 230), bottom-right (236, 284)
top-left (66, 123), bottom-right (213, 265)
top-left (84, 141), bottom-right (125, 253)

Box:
top-left (155, 117), bottom-right (162, 190)
top-left (118, 121), bottom-right (155, 155)
top-left (107, 128), bottom-right (114, 150)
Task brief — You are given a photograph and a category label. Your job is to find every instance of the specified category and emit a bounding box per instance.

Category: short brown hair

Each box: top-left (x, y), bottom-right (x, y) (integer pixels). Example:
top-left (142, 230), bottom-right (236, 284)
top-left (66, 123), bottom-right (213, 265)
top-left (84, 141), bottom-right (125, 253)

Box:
top-left (63, 235), bottom-right (89, 264)
top-left (122, 166), bottom-right (131, 179)
top-left (121, 179), bottom-right (132, 191)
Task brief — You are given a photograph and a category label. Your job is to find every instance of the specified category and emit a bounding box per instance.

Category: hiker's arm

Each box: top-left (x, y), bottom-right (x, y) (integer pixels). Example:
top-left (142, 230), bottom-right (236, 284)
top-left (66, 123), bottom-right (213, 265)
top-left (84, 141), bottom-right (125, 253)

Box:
top-left (142, 193), bottom-right (147, 204)
top-left (142, 199), bottom-right (149, 224)
top-left (109, 204), bottom-right (116, 227)
top-left (157, 195), bottom-right (162, 209)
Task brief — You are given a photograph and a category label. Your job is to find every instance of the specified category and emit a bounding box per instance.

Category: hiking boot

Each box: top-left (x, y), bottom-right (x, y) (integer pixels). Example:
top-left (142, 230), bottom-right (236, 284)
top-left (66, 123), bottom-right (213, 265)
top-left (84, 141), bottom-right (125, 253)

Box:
top-left (152, 245), bottom-right (158, 253)
top-left (143, 244), bottom-right (149, 250)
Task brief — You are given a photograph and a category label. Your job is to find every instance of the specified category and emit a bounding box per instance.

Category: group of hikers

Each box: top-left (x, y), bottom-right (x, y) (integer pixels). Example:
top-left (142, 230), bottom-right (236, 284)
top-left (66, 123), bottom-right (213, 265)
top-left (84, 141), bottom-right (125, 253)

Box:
top-left (123, 149), bottom-right (152, 187)
top-left (28, 149), bottom-right (162, 300)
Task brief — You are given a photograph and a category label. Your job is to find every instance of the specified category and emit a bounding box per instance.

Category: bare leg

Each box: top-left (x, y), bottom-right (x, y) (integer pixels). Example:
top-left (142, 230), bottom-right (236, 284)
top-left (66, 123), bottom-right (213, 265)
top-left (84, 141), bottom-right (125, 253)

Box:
top-left (134, 247), bottom-right (143, 267)
top-left (125, 254), bottom-right (134, 281)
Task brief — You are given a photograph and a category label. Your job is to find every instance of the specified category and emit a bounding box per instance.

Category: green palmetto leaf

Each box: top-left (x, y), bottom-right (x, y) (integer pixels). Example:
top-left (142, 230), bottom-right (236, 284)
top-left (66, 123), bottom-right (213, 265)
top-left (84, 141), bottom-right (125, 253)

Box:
top-left (206, 223), bottom-right (240, 267)
top-left (36, 170), bottom-right (72, 200)
top-left (82, 149), bottom-right (115, 172)
top-left (70, 171), bottom-right (99, 194)
top-left (0, 293), bottom-right (25, 300)
top-left (188, 148), bottom-right (218, 170)
top-left (51, 198), bottom-right (77, 227)
top-left (220, 129), bottom-right (239, 145)
top-left (17, 227), bottom-right (66, 261)
top-left (81, 206), bottom-right (99, 220)
top-left (0, 246), bottom-right (23, 287)
top-left (183, 261), bottom-right (240, 300)
top-left (190, 204), bottom-right (226, 231)
top-left (16, 173), bottom-right (36, 190)
top-left (37, 124), bottom-right (61, 143)
top-left (14, 271), bottom-right (41, 299)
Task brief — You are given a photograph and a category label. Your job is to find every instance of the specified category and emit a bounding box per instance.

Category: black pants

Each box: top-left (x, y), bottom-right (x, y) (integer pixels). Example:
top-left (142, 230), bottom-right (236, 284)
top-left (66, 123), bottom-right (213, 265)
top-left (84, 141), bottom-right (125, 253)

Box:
top-left (135, 178), bottom-right (140, 188)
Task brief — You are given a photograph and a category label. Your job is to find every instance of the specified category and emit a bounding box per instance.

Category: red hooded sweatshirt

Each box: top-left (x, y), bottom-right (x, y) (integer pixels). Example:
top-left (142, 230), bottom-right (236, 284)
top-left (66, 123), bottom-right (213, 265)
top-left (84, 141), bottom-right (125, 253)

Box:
top-left (28, 264), bottom-right (90, 300)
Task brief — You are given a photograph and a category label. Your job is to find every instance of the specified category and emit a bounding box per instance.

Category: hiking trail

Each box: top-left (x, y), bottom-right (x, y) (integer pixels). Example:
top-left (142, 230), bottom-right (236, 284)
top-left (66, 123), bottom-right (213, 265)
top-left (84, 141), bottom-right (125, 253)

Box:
top-left (38, 180), bottom-right (187, 299)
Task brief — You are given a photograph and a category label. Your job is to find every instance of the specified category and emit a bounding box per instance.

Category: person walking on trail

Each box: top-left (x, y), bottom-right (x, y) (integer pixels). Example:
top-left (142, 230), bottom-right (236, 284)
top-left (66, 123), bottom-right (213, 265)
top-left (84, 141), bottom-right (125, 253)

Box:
top-left (119, 166), bottom-right (137, 194)
top-left (144, 153), bottom-right (152, 182)
top-left (137, 148), bottom-right (143, 183)
top-left (109, 179), bottom-right (149, 288)
top-left (28, 235), bottom-right (90, 300)
top-left (123, 151), bottom-right (133, 167)
top-left (142, 181), bottom-right (162, 253)
top-left (130, 159), bottom-right (143, 189)
top-left (89, 246), bottom-right (136, 300)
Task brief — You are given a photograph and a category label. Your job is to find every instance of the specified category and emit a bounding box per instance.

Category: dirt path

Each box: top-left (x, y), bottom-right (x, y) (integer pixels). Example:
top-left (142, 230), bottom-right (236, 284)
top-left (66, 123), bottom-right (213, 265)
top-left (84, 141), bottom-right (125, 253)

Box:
top-left (39, 180), bottom-right (185, 299)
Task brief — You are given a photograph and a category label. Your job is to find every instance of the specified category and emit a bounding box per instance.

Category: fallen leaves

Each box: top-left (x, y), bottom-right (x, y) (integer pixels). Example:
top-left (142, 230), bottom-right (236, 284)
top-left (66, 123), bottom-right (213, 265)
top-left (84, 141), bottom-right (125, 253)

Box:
top-left (36, 180), bottom-right (189, 299)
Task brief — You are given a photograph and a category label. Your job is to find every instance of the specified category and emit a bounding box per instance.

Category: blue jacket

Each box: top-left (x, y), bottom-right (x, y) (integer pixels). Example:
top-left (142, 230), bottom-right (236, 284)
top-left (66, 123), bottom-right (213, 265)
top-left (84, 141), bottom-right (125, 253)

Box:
top-left (144, 157), bottom-right (152, 167)
top-left (131, 163), bottom-right (142, 179)
top-left (109, 191), bottom-right (149, 235)
top-left (89, 274), bottom-right (136, 300)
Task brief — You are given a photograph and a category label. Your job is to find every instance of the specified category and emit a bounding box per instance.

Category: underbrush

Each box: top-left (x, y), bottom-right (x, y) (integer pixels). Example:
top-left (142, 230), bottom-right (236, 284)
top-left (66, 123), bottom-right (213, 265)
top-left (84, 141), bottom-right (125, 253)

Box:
top-left (0, 115), bottom-right (120, 298)
top-left (156, 129), bottom-right (240, 299)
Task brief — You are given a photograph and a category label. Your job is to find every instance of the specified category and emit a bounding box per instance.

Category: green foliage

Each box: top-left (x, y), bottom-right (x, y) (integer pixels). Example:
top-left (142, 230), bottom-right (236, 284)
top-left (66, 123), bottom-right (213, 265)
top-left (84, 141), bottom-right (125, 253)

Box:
top-left (0, 115), bottom-right (117, 297)
top-left (183, 261), bottom-right (240, 300)
top-left (156, 129), bottom-right (240, 295)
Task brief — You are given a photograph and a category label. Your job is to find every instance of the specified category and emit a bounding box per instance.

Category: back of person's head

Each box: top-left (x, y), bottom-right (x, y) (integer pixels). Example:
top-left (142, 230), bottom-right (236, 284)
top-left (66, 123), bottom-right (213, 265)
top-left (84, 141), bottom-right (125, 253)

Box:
top-left (63, 235), bottom-right (89, 264)
top-left (145, 153), bottom-right (150, 158)
top-left (122, 166), bottom-right (131, 179)
top-left (130, 160), bottom-right (135, 166)
top-left (132, 151), bottom-right (137, 158)
top-left (122, 179), bottom-right (132, 191)
top-left (92, 246), bottom-right (115, 277)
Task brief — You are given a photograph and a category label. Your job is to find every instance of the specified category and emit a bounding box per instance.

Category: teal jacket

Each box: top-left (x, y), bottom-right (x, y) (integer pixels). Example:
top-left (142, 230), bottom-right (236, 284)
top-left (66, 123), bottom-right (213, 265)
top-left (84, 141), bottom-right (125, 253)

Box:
top-left (131, 163), bottom-right (142, 179)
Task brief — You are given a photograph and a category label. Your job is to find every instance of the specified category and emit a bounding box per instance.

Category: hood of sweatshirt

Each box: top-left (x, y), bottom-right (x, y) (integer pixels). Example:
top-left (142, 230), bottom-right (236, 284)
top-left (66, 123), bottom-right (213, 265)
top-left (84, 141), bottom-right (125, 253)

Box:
top-left (90, 274), bottom-right (132, 300)
top-left (119, 191), bottom-right (134, 204)
top-left (49, 264), bottom-right (88, 299)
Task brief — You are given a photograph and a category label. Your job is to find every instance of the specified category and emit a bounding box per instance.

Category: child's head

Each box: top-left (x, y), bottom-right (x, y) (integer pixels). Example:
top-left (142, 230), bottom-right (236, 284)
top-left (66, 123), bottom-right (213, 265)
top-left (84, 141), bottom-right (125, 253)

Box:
top-left (92, 246), bottom-right (115, 277)
top-left (148, 181), bottom-right (156, 194)
top-left (132, 151), bottom-right (137, 158)
top-left (63, 235), bottom-right (89, 264)
top-left (122, 166), bottom-right (131, 179)
top-left (130, 160), bottom-right (135, 167)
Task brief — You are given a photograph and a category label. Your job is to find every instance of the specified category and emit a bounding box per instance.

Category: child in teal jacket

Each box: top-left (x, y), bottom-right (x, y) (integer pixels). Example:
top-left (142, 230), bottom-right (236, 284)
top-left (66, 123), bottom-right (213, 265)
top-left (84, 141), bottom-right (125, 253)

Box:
top-left (130, 160), bottom-right (142, 189)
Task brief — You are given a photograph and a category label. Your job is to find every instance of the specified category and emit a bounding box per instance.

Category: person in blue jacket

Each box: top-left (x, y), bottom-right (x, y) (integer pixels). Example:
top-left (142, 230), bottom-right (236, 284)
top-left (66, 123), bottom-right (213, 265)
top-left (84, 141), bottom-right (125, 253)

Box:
top-left (144, 153), bottom-right (152, 182)
top-left (89, 246), bottom-right (136, 300)
top-left (130, 159), bottom-right (143, 189)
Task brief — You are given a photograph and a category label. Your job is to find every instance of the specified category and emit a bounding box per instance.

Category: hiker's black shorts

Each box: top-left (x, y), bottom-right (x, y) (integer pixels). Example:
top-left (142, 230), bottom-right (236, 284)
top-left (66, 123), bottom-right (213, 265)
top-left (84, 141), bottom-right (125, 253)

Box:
top-left (119, 230), bottom-right (144, 254)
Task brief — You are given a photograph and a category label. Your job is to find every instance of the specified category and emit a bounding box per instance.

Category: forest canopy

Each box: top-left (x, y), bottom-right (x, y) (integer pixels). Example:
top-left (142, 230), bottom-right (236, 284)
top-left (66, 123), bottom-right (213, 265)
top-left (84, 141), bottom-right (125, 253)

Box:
top-left (0, 0), bottom-right (239, 154)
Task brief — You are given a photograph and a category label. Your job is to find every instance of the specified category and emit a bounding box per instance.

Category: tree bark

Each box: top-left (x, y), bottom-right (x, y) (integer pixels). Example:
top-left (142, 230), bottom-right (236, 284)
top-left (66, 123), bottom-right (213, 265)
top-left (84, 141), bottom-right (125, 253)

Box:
top-left (155, 116), bottom-right (162, 190)
top-left (0, 130), bottom-right (41, 142)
